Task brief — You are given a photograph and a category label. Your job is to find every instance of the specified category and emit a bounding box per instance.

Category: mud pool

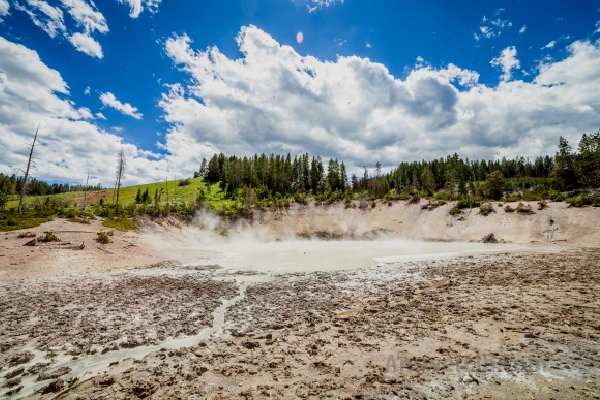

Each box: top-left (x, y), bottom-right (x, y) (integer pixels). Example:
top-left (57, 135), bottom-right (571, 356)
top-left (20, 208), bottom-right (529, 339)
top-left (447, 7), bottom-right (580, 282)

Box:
top-left (191, 239), bottom-right (522, 274)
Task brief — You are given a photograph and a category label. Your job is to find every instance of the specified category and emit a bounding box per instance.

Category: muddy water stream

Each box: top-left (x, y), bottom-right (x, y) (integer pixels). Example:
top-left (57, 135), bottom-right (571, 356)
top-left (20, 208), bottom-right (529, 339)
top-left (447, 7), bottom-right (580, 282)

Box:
top-left (6, 282), bottom-right (250, 399)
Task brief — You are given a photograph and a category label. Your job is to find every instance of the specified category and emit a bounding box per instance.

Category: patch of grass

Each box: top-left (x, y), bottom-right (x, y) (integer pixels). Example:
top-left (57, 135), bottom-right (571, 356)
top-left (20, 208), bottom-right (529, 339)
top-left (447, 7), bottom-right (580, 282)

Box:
top-left (537, 200), bottom-right (547, 210)
top-left (17, 232), bottom-right (31, 238)
top-left (516, 202), bottom-right (533, 213)
top-left (504, 205), bottom-right (515, 212)
top-left (102, 217), bottom-right (138, 231)
top-left (38, 232), bottom-right (59, 242)
top-left (67, 217), bottom-right (91, 224)
top-left (449, 205), bottom-right (463, 215)
top-left (0, 215), bottom-right (53, 232)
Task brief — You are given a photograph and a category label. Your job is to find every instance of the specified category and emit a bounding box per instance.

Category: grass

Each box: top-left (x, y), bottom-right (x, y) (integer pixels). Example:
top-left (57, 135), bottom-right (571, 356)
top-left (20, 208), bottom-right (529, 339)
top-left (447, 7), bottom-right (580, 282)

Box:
top-left (6, 177), bottom-right (209, 209)
top-left (0, 214), bottom-right (53, 232)
top-left (102, 217), bottom-right (138, 231)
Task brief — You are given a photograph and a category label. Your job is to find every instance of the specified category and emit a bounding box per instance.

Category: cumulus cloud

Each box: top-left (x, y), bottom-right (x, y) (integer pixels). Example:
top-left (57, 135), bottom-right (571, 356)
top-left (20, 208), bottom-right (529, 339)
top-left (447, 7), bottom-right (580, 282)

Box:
top-left (542, 40), bottom-right (556, 49)
top-left (476, 11), bottom-right (513, 41)
top-left (99, 92), bottom-right (143, 119)
top-left (116, 0), bottom-right (161, 18)
top-left (156, 26), bottom-right (600, 177)
top-left (307, 5), bottom-right (316, 13)
top-left (490, 46), bottom-right (521, 81)
top-left (366, 43), bottom-right (371, 48)
top-left (493, 8), bottom-right (504, 16)
top-left (69, 31), bottom-right (103, 58)
top-left (14, 0), bottom-right (66, 38)
top-left (60, 0), bottom-right (107, 34)
top-left (95, 112), bottom-right (106, 119)
top-left (519, 25), bottom-right (527, 33)
top-left (0, 36), bottom-right (163, 185)
top-left (84, 86), bottom-right (90, 95)
top-left (596, 19), bottom-right (600, 33)
top-left (490, 18), bottom-right (512, 29)
top-left (0, 0), bottom-right (10, 21)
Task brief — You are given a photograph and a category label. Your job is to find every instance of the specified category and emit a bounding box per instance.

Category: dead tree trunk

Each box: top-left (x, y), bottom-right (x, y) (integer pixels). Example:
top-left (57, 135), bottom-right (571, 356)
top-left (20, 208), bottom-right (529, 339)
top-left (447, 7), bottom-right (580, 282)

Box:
top-left (17, 125), bottom-right (39, 214)
top-left (165, 176), bottom-right (169, 214)
top-left (83, 169), bottom-right (89, 211)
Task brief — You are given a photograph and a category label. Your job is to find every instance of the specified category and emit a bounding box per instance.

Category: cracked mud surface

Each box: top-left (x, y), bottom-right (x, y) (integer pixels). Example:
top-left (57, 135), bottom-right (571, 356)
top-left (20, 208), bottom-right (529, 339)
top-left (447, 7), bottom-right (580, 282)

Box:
top-left (1, 247), bottom-right (599, 399)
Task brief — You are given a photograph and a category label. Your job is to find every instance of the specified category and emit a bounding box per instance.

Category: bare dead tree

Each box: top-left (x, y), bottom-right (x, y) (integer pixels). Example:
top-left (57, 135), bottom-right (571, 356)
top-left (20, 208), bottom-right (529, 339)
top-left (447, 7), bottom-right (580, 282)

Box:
top-left (14, 125), bottom-right (40, 214)
top-left (83, 169), bottom-right (90, 211)
top-left (165, 176), bottom-right (169, 214)
top-left (115, 148), bottom-right (127, 212)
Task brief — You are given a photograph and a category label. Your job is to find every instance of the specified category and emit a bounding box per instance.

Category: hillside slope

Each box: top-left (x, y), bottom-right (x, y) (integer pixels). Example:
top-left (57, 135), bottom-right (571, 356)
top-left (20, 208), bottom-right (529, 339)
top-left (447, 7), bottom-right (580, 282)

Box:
top-left (237, 199), bottom-right (599, 245)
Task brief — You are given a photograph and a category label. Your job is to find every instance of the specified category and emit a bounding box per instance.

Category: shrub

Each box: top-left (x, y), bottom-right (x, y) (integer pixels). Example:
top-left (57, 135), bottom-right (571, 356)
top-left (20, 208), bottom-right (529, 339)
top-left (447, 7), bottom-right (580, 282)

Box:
top-left (96, 231), bottom-right (112, 244)
top-left (537, 200), bottom-right (547, 210)
top-left (516, 202), bottom-right (533, 213)
top-left (478, 203), bottom-right (494, 215)
top-left (38, 232), bottom-right (59, 242)
top-left (504, 205), bottom-right (515, 212)
top-left (408, 196), bottom-right (420, 205)
top-left (449, 206), bottom-right (463, 215)
top-left (553, 193), bottom-right (565, 202)
top-left (17, 232), bottom-right (31, 238)
top-left (179, 179), bottom-right (191, 186)
top-left (498, 203), bottom-right (503, 207)
top-left (371, 201), bottom-right (376, 208)
top-left (68, 217), bottom-right (91, 224)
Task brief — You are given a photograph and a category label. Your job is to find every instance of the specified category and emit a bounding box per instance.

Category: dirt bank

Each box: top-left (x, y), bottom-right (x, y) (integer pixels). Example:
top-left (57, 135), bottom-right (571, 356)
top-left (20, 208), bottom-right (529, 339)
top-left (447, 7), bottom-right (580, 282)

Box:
top-left (240, 200), bottom-right (600, 245)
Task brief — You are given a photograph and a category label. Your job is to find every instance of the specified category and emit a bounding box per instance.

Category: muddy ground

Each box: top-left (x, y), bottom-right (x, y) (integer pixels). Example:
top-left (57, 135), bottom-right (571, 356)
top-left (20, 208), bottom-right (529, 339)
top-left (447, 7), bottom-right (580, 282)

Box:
top-left (1, 245), bottom-right (599, 399)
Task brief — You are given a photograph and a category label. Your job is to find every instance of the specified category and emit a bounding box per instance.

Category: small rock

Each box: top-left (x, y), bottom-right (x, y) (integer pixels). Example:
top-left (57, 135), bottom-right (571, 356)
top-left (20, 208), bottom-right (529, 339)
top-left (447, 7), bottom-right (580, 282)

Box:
top-left (524, 333), bottom-right (536, 338)
top-left (484, 395), bottom-right (491, 399)
top-left (463, 375), bottom-right (474, 382)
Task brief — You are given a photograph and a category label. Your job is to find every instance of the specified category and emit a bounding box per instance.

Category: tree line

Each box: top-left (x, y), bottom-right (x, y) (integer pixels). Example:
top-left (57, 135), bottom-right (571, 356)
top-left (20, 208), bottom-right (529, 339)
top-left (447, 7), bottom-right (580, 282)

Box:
top-left (0, 173), bottom-right (103, 197)
top-left (193, 132), bottom-right (599, 201)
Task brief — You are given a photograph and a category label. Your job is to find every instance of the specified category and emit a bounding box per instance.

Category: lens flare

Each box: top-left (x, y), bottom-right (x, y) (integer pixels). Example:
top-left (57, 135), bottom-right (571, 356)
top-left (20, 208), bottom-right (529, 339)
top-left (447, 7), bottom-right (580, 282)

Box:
top-left (296, 32), bottom-right (303, 44)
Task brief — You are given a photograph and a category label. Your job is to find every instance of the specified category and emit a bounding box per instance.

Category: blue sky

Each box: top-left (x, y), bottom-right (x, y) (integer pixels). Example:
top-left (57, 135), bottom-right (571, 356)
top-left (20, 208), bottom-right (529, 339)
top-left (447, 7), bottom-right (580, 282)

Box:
top-left (0, 0), bottom-right (599, 185)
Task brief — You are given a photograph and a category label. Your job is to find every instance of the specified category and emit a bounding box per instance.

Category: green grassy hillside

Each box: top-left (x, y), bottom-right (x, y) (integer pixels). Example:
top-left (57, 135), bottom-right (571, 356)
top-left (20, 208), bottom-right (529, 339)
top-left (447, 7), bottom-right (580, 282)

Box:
top-left (6, 177), bottom-right (211, 209)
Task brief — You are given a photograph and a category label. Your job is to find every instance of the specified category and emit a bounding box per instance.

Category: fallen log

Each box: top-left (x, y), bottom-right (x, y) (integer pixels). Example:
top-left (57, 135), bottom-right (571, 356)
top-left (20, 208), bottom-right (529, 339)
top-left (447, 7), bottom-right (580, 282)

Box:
top-left (97, 245), bottom-right (114, 254)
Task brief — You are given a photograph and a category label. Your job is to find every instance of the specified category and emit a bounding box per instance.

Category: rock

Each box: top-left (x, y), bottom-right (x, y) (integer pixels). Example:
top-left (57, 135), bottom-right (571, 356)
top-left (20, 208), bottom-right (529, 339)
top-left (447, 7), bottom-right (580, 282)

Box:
top-left (36, 366), bottom-right (71, 381)
top-left (524, 333), bottom-right (536, 338)
top-left (482, 233), bottom-right (498, 243)
top-left (3, 386), bottom-right (23, 396)
top-left (2, 377), bottom-right (21, 388)
top-left (463, 375), bottom-right (474, 382)
top-left (3, 366), bottom-right (24, 379)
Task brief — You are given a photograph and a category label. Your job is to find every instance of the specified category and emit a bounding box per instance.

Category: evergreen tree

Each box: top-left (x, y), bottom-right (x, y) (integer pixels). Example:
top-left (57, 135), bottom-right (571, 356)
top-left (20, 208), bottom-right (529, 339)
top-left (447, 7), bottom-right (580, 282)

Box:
top-left (339, 162), bottom-right (347, 192)
top-left (142, 188), bottom-right (150, 204)
top-left (551, 136), bottom-right (576, 191)
top-left (135, 188), bottom-right (142, 204)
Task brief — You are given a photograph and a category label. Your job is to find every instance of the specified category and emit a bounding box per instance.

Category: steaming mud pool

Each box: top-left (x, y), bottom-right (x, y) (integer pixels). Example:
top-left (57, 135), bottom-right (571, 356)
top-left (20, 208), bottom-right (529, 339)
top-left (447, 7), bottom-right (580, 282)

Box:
top-left (1, 241), bottom-right (599, 400)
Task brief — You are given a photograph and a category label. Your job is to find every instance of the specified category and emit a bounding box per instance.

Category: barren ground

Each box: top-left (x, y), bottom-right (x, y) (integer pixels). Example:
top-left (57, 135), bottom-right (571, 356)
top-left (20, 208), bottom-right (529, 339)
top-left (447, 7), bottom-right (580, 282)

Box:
top-left (0, 202), bottom-right (599, 399)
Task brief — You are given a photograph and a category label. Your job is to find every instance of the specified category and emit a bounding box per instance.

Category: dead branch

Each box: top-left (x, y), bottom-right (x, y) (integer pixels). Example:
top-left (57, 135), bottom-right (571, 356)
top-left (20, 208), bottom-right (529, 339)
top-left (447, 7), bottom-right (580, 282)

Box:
top-left (56, 242), bottom-right (85, 250)
top-left (97, 245), bottom-right (114, 254)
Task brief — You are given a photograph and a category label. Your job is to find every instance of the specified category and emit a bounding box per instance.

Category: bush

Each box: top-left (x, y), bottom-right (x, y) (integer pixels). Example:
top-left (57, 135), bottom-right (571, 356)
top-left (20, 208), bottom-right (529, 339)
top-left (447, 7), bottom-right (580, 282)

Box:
top-left (371, 201), bottom-right (376, 208)
top-left (498, 203), bottom-right (503, 207)
top-left (516, 202), bottom-right (533, 213)
top-left (449, 206), bottom-right (463, 215)
top-left (179, 179), bottom-right (191, 186)
top-left (38, 232), bottom-right (59, 242)
top-left (537, 200), bottom-right (547, 210)
top-left (504, 205), bottom-right (515, 212)
top-left (68, 217), bottom-right (91, 224)
top-left (17, 232), bottom-right (31, 238)
top-left (96, 231), bottom-right (113, 244)
top-left (478, 203), bottom-right (494, 215)
top-left (553, 193), bottom-right (565, 202)
top-left (408, 195), bottom-right (420, 205)
top-left (456, 199), bottom-right (480, 209)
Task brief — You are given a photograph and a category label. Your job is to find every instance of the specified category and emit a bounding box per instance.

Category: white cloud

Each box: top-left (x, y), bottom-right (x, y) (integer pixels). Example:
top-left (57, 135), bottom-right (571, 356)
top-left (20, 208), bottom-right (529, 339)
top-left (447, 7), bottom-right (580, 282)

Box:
top-left (84, 86), bottom-right (90, 95)
top-left (0, 36), bottom-right (163, 185)
top-left (522, 70), bottom-right (530, 76)
top-left (0, 0), bottom-right (10, 21)
top-left (307, 5), bottom-right (316, 13)
top-left (519, 25), bottom-right (527, 33)
top-left (95, 112), bottom-right (106, 119)
top-left (60, 0), bottom-right (107, 34)
top-left (490, 46), bottom-right (521, 81)
top-left (479, 26), bottom-right (495, 39)
top-left (493, 8), bottom-right (504, 16)
top-left (77, 106), bottom-right (93, 119)
top-left (366, 43), bottom-right (372, 48)
top-left (112, 126), bottom-right (122, 131)
top-left (99, 92), bottom-right (143, 119)
top-left (157, 26), bottom-right (600, 178)
top-left (490, 18), bottom-right (512, 29)
top-left (116, 0), bottom-right (161, 18)
top-left (69, 32), bottom-right (103, 58)
top-left (542, 40), bottom-right (556, 49)
top-left (595, 19), bottom-right (600, 33)
top-left (14, 0), bottom-right (66, 39)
